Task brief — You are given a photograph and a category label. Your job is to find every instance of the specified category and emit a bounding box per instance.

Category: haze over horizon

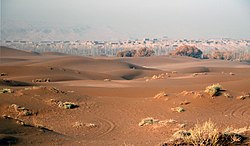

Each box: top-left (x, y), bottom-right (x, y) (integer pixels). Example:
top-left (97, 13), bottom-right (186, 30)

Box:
top-left (1, 0), bottom-right (250, 41)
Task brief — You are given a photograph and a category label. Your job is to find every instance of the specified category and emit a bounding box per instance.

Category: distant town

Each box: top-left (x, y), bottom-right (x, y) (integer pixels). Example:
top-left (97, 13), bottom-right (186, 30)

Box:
top-left (1, 38), bottom-right (250, 60)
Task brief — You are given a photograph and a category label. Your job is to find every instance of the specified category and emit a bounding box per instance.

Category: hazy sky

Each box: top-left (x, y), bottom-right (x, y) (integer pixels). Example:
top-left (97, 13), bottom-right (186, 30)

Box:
top-left (1, 0), bottom-right (250, 40)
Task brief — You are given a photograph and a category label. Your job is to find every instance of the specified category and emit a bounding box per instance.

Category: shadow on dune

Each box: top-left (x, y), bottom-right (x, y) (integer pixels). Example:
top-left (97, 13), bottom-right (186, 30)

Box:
top-left (0, 79), bottom-right (33, 86)
top-left (0, 117), bottom-right (65, 145)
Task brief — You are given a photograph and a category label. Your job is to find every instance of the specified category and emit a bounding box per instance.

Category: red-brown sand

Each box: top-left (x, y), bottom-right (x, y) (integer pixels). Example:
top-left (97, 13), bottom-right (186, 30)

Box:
top-left (0, 46), bottom-right (250, 145)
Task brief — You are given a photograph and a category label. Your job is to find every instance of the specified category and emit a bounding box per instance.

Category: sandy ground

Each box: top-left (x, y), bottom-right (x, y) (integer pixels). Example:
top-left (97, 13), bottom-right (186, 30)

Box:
top-left (0, 46), bottom-right (250, 145)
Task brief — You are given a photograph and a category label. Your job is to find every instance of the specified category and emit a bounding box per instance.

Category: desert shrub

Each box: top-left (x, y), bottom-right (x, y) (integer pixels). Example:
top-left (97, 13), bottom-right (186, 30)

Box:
top-left (209, 51), bottom-right (234, 60)
top-left (171, 45), bottom-right (203, 59)
top-left (135, 47), bottom-right (155, 57)
top-left (188, 120), bottom-right (220, 145)
top-left (205, 84), bottom-right (222, 96)
top-left (117, 50), bottom-right (136, 57)
top-left (168, 120), bottom-right (248, 146)
top-left (116, 47), bottom-right (154, 57)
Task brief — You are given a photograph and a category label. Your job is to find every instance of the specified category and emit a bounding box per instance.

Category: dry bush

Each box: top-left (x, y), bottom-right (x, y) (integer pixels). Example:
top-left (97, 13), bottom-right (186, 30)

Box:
top-left (205, 84), bottom-right (222, 97)
top-left (117, 50), bottom-right (136, 57)
top-left (117, 47), bottom-right (155, 57)
top-left (209, 51), bottom-right (234, 60)
top-left (135, 47), bottom-right (155, 57)
top-left (166, 120), bottom-right (249, 146)
top-left (171, 45), bottom-right (203, 59)
top-left (188, 120), bottom-right (220, 145)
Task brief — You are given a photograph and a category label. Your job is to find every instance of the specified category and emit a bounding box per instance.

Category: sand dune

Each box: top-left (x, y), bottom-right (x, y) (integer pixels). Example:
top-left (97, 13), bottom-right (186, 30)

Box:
top-left (0, 46), bottom-right (40, 57)
top-left (0, 47), bottom-right (250, 145)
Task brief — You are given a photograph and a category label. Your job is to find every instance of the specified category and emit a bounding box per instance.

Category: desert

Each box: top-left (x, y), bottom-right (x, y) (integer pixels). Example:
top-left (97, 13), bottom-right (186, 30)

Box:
top-left (0, 46), bottom-right (250, 145)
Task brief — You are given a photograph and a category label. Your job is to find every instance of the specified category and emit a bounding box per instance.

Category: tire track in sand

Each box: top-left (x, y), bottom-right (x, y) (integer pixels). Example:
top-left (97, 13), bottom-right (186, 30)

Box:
top-left (222, 102), bottom-right (250, 125)
top-left (81, 116), bottom-right (115, 140)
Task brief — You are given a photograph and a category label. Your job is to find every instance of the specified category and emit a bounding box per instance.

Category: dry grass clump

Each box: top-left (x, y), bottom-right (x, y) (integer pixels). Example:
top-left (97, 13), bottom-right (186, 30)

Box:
top-left (236, 93), bottom-right (250, 100)
top-left (24, 86), bottom-right (45, 90)
top-left (179, 90), bottom-right (204, 98)
top-left (139, 118), bottom-right (178, 127)
top-left (192, 73), bottom-right (199, 77)
top-left (145, 73), bottom-right (170, 82)
top-left (121, 142), bottom-right (135, 146)
top-left (223, 92), bottom-right (232, 98)
top-left (165, 120), bottom-right (248, 146)
top-left (138, 117), bottom-right (159, 126)
top-left (104, 78), bottom-right (111, 82)
top-left (10, 104), bottom-right (33, 116)
top-left (72, 122), bottom-right (97, 128)
top-left (0, 88), bottom-right (12, 94)
top-left (0, 72), bottom-right (8, 76)
top-left (158, 119), bottom-right (177, 125)
top-left (58, 102), bottom-right (78, 109)
top-left (154, 91), bottom-right (168, 99)
top-left (193, 72), bottom-right (207, 77)
top-left (49, 99), bottom-right (79, 109)
top-left (32, 78), bottom-right (51, 83)
top-left (229, 72), bottom-right (235, 75)
top-left (187, 120), bottom-right (220, 145)
top-left (171, 107), bottom-right (185, 113)
top-left (205, 84), bottom-right (222, 97)
top-left (49, 87), bottom-right (66, 94)
top-left (152, 74), bottom-right (165, 80)
top-left (180, 100), bottom-right (191, 105)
